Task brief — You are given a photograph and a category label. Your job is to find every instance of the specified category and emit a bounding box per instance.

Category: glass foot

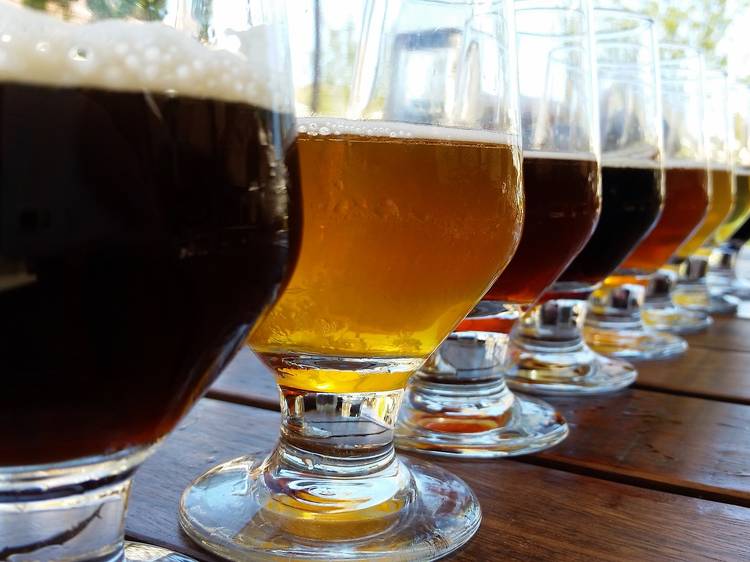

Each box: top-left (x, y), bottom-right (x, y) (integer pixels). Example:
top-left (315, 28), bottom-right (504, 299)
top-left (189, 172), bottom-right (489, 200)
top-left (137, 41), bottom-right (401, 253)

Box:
top-left (707, 293), bottom-right (739, 315)
top-left (396, 386), bottom-right (568, 458)
top-left (179, 454), bottom-right (480, 561)
top-left (584, 325), bottom-right (687, 361)
top-left (642, 305), bottom-right (712, 334)
top-left (125, 542), bottom-right (197, 561)
top-left (506, 341), bottom-right (637, 396)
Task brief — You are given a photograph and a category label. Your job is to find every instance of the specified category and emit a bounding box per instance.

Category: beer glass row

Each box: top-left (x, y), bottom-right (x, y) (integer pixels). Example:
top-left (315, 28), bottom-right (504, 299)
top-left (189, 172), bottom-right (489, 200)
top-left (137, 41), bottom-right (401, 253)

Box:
top-left (2, 0), bottom-right (747, 561)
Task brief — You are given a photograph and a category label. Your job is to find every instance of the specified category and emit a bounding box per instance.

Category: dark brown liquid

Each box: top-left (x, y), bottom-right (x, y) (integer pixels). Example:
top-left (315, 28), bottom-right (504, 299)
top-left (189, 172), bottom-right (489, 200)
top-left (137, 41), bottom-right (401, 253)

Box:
top-left (556, 165), bottom-right (663, 287)
top-left (483, 155), bottom-right (600, 305)
top-left (0, 82), bottom-right (299, 466)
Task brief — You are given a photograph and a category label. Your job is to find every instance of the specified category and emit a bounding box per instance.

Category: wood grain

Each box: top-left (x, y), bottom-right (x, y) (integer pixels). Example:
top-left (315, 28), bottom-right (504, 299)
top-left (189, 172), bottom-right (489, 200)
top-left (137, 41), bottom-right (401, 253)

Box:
top-left (127, 398), bottom-right (750, 562)
top-left (685, 315), bottom-right (750, 353)
top-left (540, 390), bottom-right (750, 506)
top-left (634, 347), bottom-right (750, 404)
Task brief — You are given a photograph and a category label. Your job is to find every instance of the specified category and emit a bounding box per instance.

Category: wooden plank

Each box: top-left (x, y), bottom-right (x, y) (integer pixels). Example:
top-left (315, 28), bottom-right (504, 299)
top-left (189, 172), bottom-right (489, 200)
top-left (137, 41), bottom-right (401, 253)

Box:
top-left (634, 347), bottom-right (750, 405)
top-left (210, 350), bottom-right (750, 505)
top-left (127, 398), bottom-right (750, 562)
top-left (207, 346), bottom-right (279, 409)
top-left (540, 390), bottom-right (750, 505)
top-left (685, 315), bottom-right (750, 353)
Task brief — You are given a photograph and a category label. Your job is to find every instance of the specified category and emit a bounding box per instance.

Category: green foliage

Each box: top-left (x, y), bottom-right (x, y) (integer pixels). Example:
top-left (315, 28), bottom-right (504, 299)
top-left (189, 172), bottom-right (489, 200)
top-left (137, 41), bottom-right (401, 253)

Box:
top-left (654, 0), bottom-right (750, 67)
top-left (22, 0), bottom-right (167, 20)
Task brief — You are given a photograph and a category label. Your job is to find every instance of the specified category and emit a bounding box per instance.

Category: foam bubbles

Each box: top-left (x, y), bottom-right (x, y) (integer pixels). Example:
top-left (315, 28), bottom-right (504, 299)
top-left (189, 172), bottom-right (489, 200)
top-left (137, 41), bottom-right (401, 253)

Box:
top-left (0, 3), bottom-right (289, 110)
top-left (297, 117), bottom-right (517, 145)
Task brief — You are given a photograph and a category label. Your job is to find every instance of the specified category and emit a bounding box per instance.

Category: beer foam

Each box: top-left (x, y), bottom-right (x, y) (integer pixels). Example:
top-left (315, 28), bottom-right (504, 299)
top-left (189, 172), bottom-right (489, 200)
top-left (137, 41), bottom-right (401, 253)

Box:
top-left (601, 158), bottom-right (662, 170)
top-left (708, 162), bottom-right (733, 172)
top-left (0, 4), bottom-right (288, 109)
top-left (524, 150), bottom-right (597, 162)
top-left (297, 117), bottom-right (518, 145)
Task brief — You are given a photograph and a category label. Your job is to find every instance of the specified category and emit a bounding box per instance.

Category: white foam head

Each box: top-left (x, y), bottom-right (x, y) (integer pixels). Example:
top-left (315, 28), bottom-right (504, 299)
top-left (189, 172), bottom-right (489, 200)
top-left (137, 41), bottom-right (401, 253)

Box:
top-left (296, 117), bottom-right (518, 145)
top-left (0, 4), bottom-right (289, 110)
top-left (524, 150), bottom-right (597, 162)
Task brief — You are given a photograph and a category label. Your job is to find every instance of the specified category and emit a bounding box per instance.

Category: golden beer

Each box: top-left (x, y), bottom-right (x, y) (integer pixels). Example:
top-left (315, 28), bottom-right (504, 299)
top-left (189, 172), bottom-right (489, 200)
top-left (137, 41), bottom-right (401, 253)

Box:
top-left (250, 119), bottom-right (523, 393)
top-left (675, 167), bottom-right (734, 258)
top-left (715, 170), bottom-right (750, 243)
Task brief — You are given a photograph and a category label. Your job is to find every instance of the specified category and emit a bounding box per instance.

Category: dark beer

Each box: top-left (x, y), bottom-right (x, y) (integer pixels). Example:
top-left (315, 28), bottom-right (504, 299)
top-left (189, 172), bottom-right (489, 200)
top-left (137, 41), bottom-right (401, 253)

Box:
top-left (556, 164), bottom-right (663, 288)
top-left (0, 38), bottom-right (299, 465)
top-left (621, 166), bottom-right (709, 272)
top-left (483, 153), bottom-right (600, 304)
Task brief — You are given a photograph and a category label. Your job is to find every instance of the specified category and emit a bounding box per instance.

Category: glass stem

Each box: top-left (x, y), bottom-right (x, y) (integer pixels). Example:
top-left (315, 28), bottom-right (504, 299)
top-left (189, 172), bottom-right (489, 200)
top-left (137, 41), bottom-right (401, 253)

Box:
top-left (586, 282), bottom-right (646, 331)
top-left (276, 386), bottom-right (403, 475)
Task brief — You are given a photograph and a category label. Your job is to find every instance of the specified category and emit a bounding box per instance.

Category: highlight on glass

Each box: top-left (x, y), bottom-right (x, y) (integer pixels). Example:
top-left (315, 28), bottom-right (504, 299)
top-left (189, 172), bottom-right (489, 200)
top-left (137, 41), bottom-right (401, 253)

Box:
top-left (670, 68), bottom-right (737, 316)
top-left (0, 1), bottom-right (298, 560)
top-left (396, 0), bottom-right (601, 458)
top-left (585, 44), bottom-right (709, 360)
top-left (179, 1), bottom-right (523, 559)
top-left (506, 7), bottom-right (664, 395)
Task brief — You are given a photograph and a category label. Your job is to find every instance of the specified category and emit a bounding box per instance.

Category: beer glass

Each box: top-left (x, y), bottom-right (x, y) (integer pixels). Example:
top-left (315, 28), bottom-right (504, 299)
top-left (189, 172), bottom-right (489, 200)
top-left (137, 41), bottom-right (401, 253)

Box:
top-left (507, 8), bottom-right (664, 395)
top-left (585, 45), bottom-right (709, 359)
top-left (396, 0), bottom-right (601, 457)
top-left (179, 1), bottom-right (523, 559)
top-left (0, 1), bottom-right (297, 561)
top-left (670, 69), bottom-right (737, 315)
top-left (708, 84), bottom-right (750, 297)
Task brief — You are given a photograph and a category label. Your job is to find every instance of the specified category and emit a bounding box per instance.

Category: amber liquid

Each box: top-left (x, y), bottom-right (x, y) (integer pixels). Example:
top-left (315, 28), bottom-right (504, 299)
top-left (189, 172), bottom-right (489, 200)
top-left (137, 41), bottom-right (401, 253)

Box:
top-left (715, 171), bottom-right (750, 244)
top-left (0, 83), bottom-right (298, 466)
top-left (675, 168), bottom-right (734, 259)
top-left (250, 122), bottom-right (523, 392)
top-left (482, 154), bottom-right (601, 305)
top-left (555, 164), bottom-right (663, 287)
top-left (621, 166), bottom-right (709, 273)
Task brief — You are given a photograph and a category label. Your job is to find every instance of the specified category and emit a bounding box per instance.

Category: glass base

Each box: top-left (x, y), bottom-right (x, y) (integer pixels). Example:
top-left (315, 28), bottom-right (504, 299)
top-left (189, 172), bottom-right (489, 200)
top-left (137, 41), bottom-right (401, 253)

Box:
top-left (707, 293), bottom-right (740, 315)
top-left (0, 447), bottom-right (153, 562)
top-left (396, 382), bottom-right (568, 458)
top-left (125, 542), bottom-right (196, 561)
top-left (506, 339), bottom-right (637, 396)
top-left (179, 453), bottom-right (480, 561)
top-left (718, 278), bottom-right (750, 299)
top-left (642, 303), bottom-right (712, 334)
top-left (584, 325), bottom-right (687, 361)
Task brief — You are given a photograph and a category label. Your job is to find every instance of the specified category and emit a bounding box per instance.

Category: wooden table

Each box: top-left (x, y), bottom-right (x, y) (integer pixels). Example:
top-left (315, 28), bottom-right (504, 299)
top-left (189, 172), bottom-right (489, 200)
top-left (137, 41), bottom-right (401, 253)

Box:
top-left (126, 301), bottom-right (750, 560)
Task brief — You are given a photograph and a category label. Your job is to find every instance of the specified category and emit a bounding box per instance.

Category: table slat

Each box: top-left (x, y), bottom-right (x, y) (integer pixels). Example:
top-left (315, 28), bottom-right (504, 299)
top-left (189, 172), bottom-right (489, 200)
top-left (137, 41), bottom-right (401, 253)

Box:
top-left (127, 399), bottom-right (750, 562)
top-left (634, 346), bottom-right (750, 404)
top-left (210, 348), bottom-right (750, 505)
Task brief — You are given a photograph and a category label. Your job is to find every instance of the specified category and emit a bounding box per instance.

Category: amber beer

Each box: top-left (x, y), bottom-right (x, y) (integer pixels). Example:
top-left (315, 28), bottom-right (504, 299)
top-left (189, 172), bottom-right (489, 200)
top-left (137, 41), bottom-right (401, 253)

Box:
top-left (675, 167), bottom-right (734, 259)
top-left (621, 164), bottom-right (709, 273)
top-left (553, 163), bottom-right (663, 291)
top-left (0, 18), bottom-right (298, 466)
top-left (250, 119), bottom-right (523, 393)
top-left (481, 152), bottom-right (601, 305)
